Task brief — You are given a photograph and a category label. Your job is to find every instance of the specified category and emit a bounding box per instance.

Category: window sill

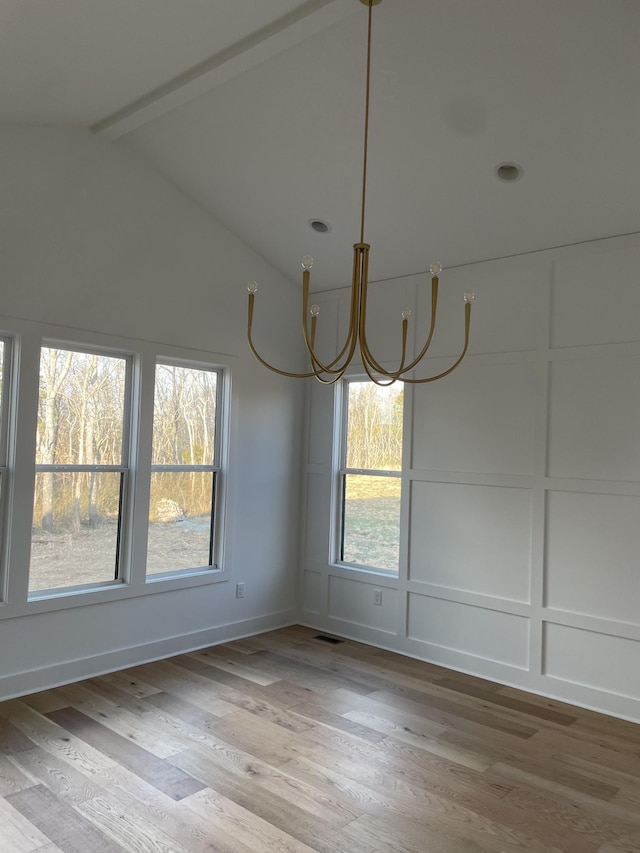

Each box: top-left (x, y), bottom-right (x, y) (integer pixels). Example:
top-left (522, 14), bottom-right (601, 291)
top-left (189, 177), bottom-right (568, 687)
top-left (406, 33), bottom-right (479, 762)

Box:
top-left (2, 568), bottom-right (228, 620)
top-left (330, 561), bottom-right (399, 582)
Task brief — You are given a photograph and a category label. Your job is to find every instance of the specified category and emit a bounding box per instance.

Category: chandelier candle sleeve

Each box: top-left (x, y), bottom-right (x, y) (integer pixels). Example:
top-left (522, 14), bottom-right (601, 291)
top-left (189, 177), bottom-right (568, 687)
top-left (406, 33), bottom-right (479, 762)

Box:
top-left (245, 0), bottom-right (473, 385)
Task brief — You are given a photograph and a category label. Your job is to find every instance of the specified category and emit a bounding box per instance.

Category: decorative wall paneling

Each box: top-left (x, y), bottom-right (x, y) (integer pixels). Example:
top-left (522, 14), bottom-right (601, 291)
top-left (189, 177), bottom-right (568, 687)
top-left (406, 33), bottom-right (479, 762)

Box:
top-left (300, 234), bottom-right (640, 723)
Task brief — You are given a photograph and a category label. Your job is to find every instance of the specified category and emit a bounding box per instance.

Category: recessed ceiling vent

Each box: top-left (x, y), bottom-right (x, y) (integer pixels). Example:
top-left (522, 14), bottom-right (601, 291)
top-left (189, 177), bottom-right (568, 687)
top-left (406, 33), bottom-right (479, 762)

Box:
top-left (308, 219), bottom-right (331, 233)
top-left (496, 162), bottom-right (523, 182)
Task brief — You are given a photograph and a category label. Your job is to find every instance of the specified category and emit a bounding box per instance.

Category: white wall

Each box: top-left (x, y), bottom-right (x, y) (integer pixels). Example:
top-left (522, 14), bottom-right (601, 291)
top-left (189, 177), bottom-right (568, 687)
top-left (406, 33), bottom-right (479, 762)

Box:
top-left (300, 233), bottom-right (640, 723)
top-left (4, 125), bottom-right (638, 724)
top-left (0, 126), bottom-right (304, 698)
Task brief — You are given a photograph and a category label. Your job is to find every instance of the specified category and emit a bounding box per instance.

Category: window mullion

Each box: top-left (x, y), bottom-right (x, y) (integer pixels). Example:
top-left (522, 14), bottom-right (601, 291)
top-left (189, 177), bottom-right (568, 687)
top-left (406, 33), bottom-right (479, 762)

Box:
top-left (5, 331), bottom-right (42, 607)
top-left (35, 465), bottom-right (127, 473)
top-left (150, 465), bottom-right (217, 473)
top-left (126, 351), bottom-right (155, 591)
top-left (340, 468), bottom-right (401, 478)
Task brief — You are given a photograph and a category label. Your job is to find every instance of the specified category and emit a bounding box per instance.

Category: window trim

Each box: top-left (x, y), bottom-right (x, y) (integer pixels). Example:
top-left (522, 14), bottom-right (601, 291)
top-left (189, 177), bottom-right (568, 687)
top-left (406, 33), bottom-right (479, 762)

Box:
top-left (145, 358), bottom-right (224, 580)
top-left (27, 344), bottom-right (133, 597)
top-left (333, 375), bottom-right (403, 576)
top-left (0, 316), bottom-right (234, 621)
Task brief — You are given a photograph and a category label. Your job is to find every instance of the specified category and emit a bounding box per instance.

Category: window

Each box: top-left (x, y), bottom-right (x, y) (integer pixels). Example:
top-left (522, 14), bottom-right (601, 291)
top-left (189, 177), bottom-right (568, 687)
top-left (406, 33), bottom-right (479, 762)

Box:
top-left (338, 378), bottom-right (404, 574)
top-left (146, 362), bottom-right (221, 576)
top-left (0, 325), bottom-right (228, 612)
top-left (29, 346), bottom-right (130, 593)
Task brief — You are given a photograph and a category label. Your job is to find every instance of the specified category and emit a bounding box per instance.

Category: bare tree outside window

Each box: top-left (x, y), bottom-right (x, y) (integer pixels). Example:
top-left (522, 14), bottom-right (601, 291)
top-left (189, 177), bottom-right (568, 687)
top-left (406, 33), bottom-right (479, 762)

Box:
top-left (146, 363), bottom-right (220, 576)
top-left (339, 380), bottom-right (403, 573)
top-left (29, 347), bottom-right (128, 592)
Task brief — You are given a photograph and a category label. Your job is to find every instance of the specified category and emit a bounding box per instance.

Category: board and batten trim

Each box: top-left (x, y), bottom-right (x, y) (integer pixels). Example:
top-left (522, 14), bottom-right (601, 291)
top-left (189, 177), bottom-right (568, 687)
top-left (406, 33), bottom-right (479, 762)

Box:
top-left (300, 232), bottom-right (640, 725)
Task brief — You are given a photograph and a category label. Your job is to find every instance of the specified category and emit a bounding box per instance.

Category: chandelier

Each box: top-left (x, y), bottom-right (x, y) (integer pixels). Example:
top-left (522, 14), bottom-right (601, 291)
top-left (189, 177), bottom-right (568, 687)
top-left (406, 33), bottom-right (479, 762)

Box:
top-left (247, 0), bottom-right (474, 386)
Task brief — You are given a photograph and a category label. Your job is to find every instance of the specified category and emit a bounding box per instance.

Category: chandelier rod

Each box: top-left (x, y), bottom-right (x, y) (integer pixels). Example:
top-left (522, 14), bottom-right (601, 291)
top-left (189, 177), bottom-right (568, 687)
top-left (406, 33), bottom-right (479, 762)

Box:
top-left (360, 0), bottom-right (374, 245)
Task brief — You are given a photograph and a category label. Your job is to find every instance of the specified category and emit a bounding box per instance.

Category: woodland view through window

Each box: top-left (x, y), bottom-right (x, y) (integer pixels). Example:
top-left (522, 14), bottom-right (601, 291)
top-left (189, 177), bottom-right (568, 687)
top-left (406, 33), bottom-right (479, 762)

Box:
top-left (339, 379), bottom-right (403, 574)
top-left (30, 346), bottom-right (129, 592)
top-left (146, 363), bottom-right (220, 575)
top-left (26, 344), bottom-right (225, 596)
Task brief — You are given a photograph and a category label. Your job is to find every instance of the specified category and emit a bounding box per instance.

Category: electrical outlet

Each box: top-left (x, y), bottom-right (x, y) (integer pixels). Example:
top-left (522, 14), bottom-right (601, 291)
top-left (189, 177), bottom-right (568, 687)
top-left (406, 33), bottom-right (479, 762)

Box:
top-left (373, 588), bottom-right (382, 606)
top-left (236, 582), bottom-right (245, 599)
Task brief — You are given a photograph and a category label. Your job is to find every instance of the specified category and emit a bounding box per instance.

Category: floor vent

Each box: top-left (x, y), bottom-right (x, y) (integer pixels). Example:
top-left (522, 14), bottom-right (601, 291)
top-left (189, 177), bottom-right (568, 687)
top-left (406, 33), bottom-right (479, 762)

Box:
top-left (314, 634), bottom-right (344, 645)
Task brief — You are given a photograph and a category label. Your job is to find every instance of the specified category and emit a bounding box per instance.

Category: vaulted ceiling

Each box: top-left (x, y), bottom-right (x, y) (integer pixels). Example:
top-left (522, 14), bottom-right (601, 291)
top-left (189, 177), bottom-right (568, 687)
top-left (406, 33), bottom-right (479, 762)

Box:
top-left (3, 0), bottom-right (640, 290)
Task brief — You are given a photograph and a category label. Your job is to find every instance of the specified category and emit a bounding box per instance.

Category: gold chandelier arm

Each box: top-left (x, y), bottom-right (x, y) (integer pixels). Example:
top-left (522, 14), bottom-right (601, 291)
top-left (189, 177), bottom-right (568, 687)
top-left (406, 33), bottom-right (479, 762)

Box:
top-left (360, 313), bottom-right (410, 382)
top-left (400, 302), bottom-right (471, 384)
top-left (306, 312), bottom-right (349, 383)
top-left (357, 246), bottom-right (411, 380)
top-left (356, 245), bottom-right (386, 375)
top-left (300, 248), bottom-right (362, 375)
top-left (300, 268), bottom-right (339, 374)
top-left (360, 354), bottom-right (403, 386)
top-left (360, 316), bottom-right (411, 385)
top-left (247, 293), bottom-right (327, 379)
top-left (391, 275), bottom-right (440, 377)
top-left (310, 312), bottom-right (317, 351)
top-left (308, 369), bottom-right (347, 385)
top-left (246, 259), bottom-right (361, 382)
top-left (302, 268), bottom-right (310, 323)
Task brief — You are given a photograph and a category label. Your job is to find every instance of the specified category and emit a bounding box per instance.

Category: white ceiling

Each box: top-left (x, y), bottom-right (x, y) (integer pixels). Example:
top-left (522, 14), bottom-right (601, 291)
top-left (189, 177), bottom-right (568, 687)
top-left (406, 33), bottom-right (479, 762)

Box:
top-left (3, 0), bottom-right (640, 291)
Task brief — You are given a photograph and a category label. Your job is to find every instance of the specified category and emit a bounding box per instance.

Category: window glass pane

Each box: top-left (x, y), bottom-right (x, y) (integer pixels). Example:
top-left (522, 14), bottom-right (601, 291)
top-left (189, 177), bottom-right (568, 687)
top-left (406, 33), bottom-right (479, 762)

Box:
top-left (30, 471), bottom-right (122, 592)
top-left (346, 382), bottom-right (403, 471)
top-left (151, 365), bottom-right (217, 465)
top-left (342, 474), bottom-right (400, 572)
top-left (146, 471), bottom-right (214, 575)
top-left (36, 348), bottom-right (126, 465)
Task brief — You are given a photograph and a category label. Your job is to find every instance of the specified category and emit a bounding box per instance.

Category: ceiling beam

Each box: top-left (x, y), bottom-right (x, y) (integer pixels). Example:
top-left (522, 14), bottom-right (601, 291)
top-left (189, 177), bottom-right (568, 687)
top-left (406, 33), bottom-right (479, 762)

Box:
top-left (93, 0), bottom-right (355, 139)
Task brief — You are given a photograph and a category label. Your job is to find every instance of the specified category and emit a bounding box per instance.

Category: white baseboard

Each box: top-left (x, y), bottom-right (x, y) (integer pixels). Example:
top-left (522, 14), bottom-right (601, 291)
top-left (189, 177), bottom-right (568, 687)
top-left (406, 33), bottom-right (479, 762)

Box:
top-left (7, 608), bottom-right (637, 726)
top-left (0, 609), bottom-right (297, 702)
top-left (300, 614), bottom-right (640, 725)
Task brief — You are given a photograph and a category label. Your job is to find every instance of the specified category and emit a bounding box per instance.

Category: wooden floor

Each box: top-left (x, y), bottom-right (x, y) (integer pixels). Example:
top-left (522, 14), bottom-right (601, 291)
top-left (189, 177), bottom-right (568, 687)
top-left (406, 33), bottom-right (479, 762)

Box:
top-left (0, 626), bottom-right (639, 853)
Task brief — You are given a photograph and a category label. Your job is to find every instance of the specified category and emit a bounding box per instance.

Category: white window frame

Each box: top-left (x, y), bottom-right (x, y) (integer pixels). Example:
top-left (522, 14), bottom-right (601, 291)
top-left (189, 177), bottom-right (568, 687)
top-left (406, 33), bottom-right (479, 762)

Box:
top-left (334, 375), bottom-right (403, 577)
top-left (144, 358), bottom-right (225, 580)
top-left (0, 317), bottom-right (232, 620)
top-left (28, 342), bottom-right (134, 598)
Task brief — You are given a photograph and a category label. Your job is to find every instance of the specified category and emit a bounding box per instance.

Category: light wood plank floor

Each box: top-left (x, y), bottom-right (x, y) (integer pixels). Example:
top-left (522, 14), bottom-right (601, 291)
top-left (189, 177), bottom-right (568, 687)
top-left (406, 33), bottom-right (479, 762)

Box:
top-left (1, 625), bottom-right (639, 852)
